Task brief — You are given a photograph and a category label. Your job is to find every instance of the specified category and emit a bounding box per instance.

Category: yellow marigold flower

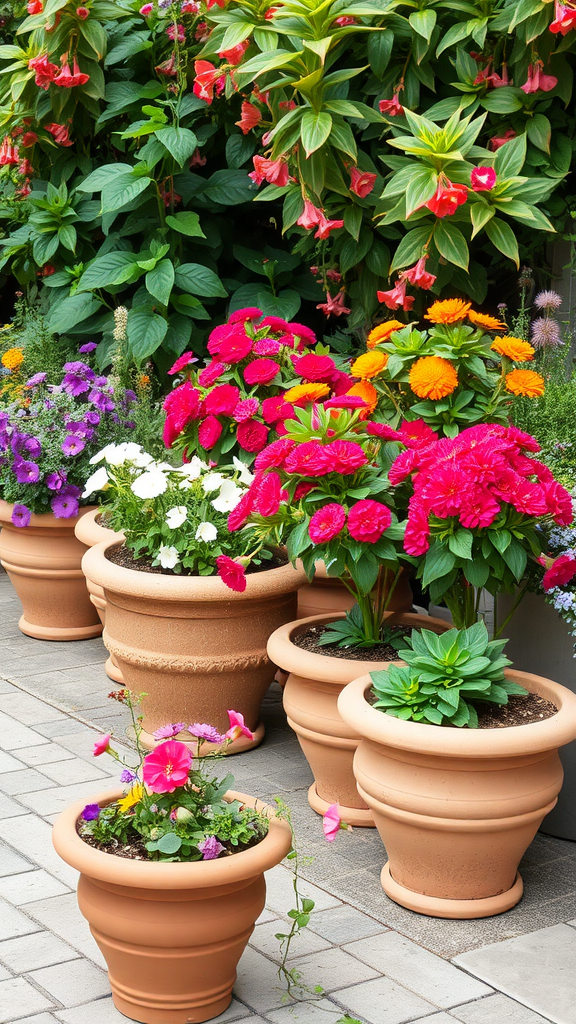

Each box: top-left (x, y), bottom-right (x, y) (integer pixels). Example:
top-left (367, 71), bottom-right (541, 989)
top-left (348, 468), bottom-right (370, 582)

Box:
top-left (468, 310), bottom-right (506, 331)
top-left (505, 369), bottom-right (545, 398)
top-left (347, 380), bottom-right (378, 416)
top-left (1, 347), bottom-right (24, 370)
top-left (367, 320), bottom-right (404, 349)
top-left (284, 382), bottom-right (330, 403)
top-left (117, 783), bottom-right (144, 812)
top-left (491, 336), bottom-right (535, 362)
top-left (409, 356), bottom-right (458, 400)
top-left (138, 373), bottom-right (151, 387)
top-left (424, 299), bottom-right (472, 324)
top-left (351, 350), bottom-right (389, 380)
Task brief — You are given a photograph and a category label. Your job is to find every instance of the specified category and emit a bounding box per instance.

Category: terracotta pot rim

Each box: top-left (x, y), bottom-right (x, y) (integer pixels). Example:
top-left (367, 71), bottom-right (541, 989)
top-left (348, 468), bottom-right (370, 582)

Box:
top-left (74, 507), bottom-right (124, 546)
top-left (83, 539), bottom-right (307, 601)
top-left (338, 671), bottom-right (576, 758)
top-left (268, 611), bottom-right (449, 684)
top-left (52, 789), bottom-right (292, 888)
top-left (0, 498), bottom-right (97, 530)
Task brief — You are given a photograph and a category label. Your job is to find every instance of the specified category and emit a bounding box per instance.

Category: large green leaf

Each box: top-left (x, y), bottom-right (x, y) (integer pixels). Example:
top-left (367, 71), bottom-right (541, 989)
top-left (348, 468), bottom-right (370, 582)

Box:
top-left (174, 263), bottom-right (227, 298)
top-left (46, 293), bottom-right (102, 333)
top-left (229, 283), bottom-right (300, 320)
top-left (146, 259), bottom-right (174, 307)
top-left (233, 49), bottom-right (301, 87)
top-left (390, 226), bottom-right (431, 271)
top-left (405, 166), bottom-right (437, 218)
top-left (101, 173), bottom-right (152, 214)
top-left (484, 216), bottom-right (520, 267)
top-left (77, 162), bottom-right (133, 193)
top-left (494, 132), bottom-right (527, 177)
top-left (470, 202), bottom-right (495, 239)
top-left (77, 251), bottom-right (139, 292)
top-left (409, 9), bottom-right (437, 41)
top-left (127, 308), bottom-right (168, 360)
top-left (367, 29), bottom-right (393, 77)
top-left (481, 87), bottom-right (525, 113)
top-left (155, 127), bottom-right (198, 167)
top-left (165, 212), bottom-right (205, 238)
top-left (422, 543), bottom-right (456, 587)
top-left (526, 113), bottom-right (551, 153)
top-left (433, 220), bottom-right (469, 270)
top-left (300, 110), bottom-right (332, 157)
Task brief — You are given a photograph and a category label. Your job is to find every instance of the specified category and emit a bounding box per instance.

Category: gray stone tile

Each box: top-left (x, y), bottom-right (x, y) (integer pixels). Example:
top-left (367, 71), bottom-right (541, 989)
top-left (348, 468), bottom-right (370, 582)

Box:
top-left (0, 899), bottom-right (41, 941)
top-left (34, 720), bottom-right (92, 740)
top-left (9, 1015), bottom-right (60, 1024)
top-left (286, 947), bottom-right (380, 993)
top-left (0, 932), bottom-right (79, 973)
top-left (0, 768), bottom-right (57, 796)
top-left (38, 760), bottom-right (110, 786)
top-left (309, 906), bottom-right (386, 944)
top-left (0, 750), bottom-right (25, 773)
top-left (453, 923), bottom-right (576, 1024)
top-left (0, 844), bottom-right (34, 877)
top-left (0, 692), bottom-right (67, 726)
top-left (0, 712), bottom-right (50, 750)
top-left (249, 920), bottom-right (331, 961)
top-left (334, 977), bottom-right (437, 1024)
top-left (29, 959), bottom-right (109, 1006)
top-left (344, 931), bottom-right (492, 1008)
top-left (25, 894), bottom-right (105, 970)
top-left (0, 977), bottom-right (54, 1023)
top-left (17, 780), bottom-right (113, 817)
top-left (233, 947), bottom-right (312, 1013)
top-left (0, 792), bottom-right (29, 818)
top-left (265, 865), bottom-right (342, 916)
top-left (450, 993), bottom-right (552, 1023)
top-left (0, 964), bottom-right (11, 980)
top-left (1, 817), bottom-right (79, 888)
top-left (403, 1016), bottom-right (455, 1024)
top-left (266, 997), bottom-right (350, 1023)
top-left (55, 997), bottom-right (254, 1024)
top-left (12, 745), bottom-right (76, 767)
top-left (0, 869), bottom-right (70, 905)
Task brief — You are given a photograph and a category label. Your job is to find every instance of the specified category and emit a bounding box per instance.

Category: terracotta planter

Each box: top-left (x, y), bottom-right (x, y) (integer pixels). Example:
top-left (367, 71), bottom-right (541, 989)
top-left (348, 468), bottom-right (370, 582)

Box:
top-left (82, 540), bottom-right (307, 753)
top-left (0, 500), bottom-right (102, 641)
top-left (338, 670), bottom-right (576, 919)
top-left (52, 789), bottom-right (292, 1024)
top-left (267, 611), bottom-right (448, 827)
top-left (297, 564), bottom-right (413, 620)
top-left (75, 509), bottom-right (125, 684)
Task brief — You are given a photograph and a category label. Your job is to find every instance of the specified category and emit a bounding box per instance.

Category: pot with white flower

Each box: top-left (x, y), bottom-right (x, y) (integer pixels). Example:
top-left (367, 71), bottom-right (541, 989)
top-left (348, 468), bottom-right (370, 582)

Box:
top-left (52, 695), bottom-right (293, 1024)
top-left (82, 445), bottom-right (306, 752)
top-left (0, 360), bottom-right (137, 640)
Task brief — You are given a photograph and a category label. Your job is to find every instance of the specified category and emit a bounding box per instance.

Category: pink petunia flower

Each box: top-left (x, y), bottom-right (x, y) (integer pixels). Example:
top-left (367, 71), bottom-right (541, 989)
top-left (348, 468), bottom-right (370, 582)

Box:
top-left (142, 741), bottom-right (192, 793)
top-left (198, 835), bottom-right (226, 859)
top-left (543, 554), bottom-right (576, 591)
top-left (347, 499), bottom-right (392, 543)
top-left (167, 351), bottom-right (196, 376)
top-left (93, 734), bottom-right (111, 757)
top-left (323, 803), bottom-right (341, 841)
top-left (216, 555), bottom-right (247, 592)
top-left (226, 709), bottom-right (255, 741)
top-left (470, 166), bottom-right (497, 192)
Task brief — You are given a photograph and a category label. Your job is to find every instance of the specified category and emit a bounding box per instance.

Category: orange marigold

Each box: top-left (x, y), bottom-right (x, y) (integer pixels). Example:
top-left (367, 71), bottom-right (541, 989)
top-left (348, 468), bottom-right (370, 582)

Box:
top-left (1, 347), bottom-right (24, 370)
top-left (409, 356), bottom-right (458, 400)
top-left (284, 382), bottom-right (330, 403)
top-left (505, 369), bottom-right (545, 398)
top-left (351, 350), bottom-right (388, 380)
top-left (491, 336), bottom-right (535, 362)
top-left (468, 310), bottom-right (506, 331)
top-left (367, 320), bottom-right (404, 349)
top-left (346, 380), bottom-right (378, 418)
top-left (424, 299), bottom-right (472, 324)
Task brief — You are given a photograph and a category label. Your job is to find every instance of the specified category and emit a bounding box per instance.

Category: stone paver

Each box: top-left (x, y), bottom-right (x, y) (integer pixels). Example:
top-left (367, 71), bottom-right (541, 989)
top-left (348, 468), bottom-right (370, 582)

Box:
top-left (308, 905), bottom-right (386, 943)
top-left (0, 977), bottom-right (55, 1023)
top-left (0, 900), bottom-right (41, 941)
top-left (0, 932), bottom-right (79, 973)
top-left (0, 869), bottom-right (70, 905)
top-left (334, 976), bottom-right (437, 1024)
top-left (28, 961), bottom-right (110, 1007)
top-left (450, 993), bottom-right (553, 1023)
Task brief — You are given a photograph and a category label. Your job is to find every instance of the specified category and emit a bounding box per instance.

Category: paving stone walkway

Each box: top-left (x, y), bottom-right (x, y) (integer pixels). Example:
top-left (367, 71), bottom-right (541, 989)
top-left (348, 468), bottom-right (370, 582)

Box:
top-left (0, 571), bottom-right (575, 1024)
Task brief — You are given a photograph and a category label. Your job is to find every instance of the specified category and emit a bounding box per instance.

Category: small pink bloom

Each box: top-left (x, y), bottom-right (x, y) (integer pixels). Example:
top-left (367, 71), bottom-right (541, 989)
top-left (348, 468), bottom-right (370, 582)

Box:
top-left (199, 361), bottom-right (226, 386)
top-left (235, 101), bottom-right (261, 134)
top-left (168, 351), bottom-right (196, 376)
top-left (488, 128), bottom-right (517, 152)
top-left (323, 803), bottom-right (341, 841)
top-left (324, 439), bottom-right (368, 475)
top-left (219, 39), bottom-right (249, 65)
top-left (198, 415), bottom-right (223, 449)
top-left (314, 212), bottom-right (344, 240)
top-left (349, 167), bottom-right (377, 197)
top-left (309, 503), bottom-right (347, 543)
top-left (139, 2), bottom-right (153, 12)
top-left (237, 419), bottom-right (268, 452)
top-left (93, 734), bottom-right (111, 757)
top-left (317, 291), bottom-right (351, 317)
top-left (255, 437), bottom-right (295, 469)
top-left (347, 499), bottom-right (392, 543)
top-left (295, 353), bottom-right (337, 382)
top-left (142, 741), bottom-right (192, 794)
top-left (521, 60), bottom-right (557, 93)
top-left (198, 835), bottom-right (226, 859)
top-left (377, 279), bottom-right (415, 312)
top-left (297, 199), bottom-right (322, 230)
top-left (470, 166), bottom-right (497, 192)
top-left (243, 358), bottom-right (280, 385)
top-left (216, 555), bottom-right (247, 592)
top-left (543, 553), bottom-right (576, 591)
top-left (219, 331), bottom-right (253, 363)
top-left (204, 383), bottom-right (240, 416)
top-left (254, 470), bottom-right (284, 516)
top-left (285, 440), bottom-right (330, 476)
top-left (226, 709), bottom-right (254, 741)
top-left (379, 94), bottom-right (404, 116)
top-left (249, 155), bottom-right (289, 186)
top-left (401, 255), bottom-right (436, 290)
top-left (153, 722), bottom-right (186, 740)
top-left (233, 398), bottom-right (259, 422)
top-left (261, 395), bottom-right (294, 424)
top-left (229, 307), bottom-right (263, 324)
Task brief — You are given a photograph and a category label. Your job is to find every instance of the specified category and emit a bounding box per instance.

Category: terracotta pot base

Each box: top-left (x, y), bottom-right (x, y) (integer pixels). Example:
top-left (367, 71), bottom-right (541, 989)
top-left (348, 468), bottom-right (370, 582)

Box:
top-left (308, 781), bottom-right (374, 828)
top-left (138, 721), bottom-right (266, 756)
top-left (105, 655), bottom-right (124, 685)
top-left (382, 864), bottom-right (524, 919)
top-left (19, 614), bottom-right (103, 642)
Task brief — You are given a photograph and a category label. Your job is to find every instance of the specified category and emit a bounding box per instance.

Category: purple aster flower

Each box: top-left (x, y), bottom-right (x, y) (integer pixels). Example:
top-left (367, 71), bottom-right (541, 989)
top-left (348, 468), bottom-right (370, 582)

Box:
top-left (93, 375), bottom-right (108, 387)
top-left (534, 290), bottom-right (562, 310)
top-left (51, 489), bottom-right (80, 518)
top-left (188, 723), bottom-right (226, 744)
top-left (25, 372), bottom-right (47, 388)
top-left (120, 768), bottom-right (137, 783)
top-left (82, 804), bottom-right (100, 821)
top-left (85, 410), bottom-right (100, 426)
top-left (152, 722), bottom-right (186, 740)
top-left (63, 361), bottom-right (94, 377)
top-left (198, 836), bottom-right (226, 860)
top-left (13, 459), bottom-right (40, 484)
top-left (62, 435), bottom-right (86, 457)
top-left (79, 342), bottom-right (97, 353)
top-left (62, 374), bottom-right (90, 397)
top-left (46, 470), bottom-right (67, 491)
top-left (124, 390), bottom-right (138, 403)
top-left (11, 503), bottom-right (31, 527)
top-left (89, 389), bottom-right (115, 412)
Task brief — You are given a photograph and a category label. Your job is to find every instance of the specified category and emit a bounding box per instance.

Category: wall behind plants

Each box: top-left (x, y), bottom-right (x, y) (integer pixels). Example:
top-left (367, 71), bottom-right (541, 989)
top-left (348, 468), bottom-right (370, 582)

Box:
top-left (0, 0), bottom-right (574, 366)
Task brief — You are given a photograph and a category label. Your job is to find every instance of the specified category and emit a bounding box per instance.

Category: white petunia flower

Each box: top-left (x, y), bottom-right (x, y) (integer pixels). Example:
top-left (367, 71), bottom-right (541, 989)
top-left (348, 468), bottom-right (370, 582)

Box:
top-left (131, 470), bottom-right (168, 499)
top-left (157, 545), bottom-right (180, 569)
top-left (82, 466), bottom-right (109, 498)
top-left (233, 456), bottom-right (254, 486)
top-left (195, 521), bottom-right (218, 542)
top-left (89, 443), bottom-right (115, 465)
top-left (133, 451), bottom-right (154, 468)
top-left (211, 479), bottom-right (243, 513)
top-left (180, 456), bottom-right (208, 480)
top-left (202, 471), bottom-right (225, 494)
top-left (165, 506), bottom-right (188, 529)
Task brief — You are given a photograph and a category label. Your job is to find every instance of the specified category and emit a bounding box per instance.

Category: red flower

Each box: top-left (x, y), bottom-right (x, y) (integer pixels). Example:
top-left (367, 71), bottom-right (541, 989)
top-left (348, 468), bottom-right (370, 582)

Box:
top-left (294, 481), bottom-right (316, 500)
top-left (227, 491), bottom-right (255, 531)
top-left (347, 499), bottom-right (392, 543)
top-left (401, 255), bottom-right (436, 290)
top-left (488, 128), bottom-right (516, 152)
top-left (53, 58), bottom-right (90, 88)
top-left (198, 415), bottom-right (223, 449)
top-left (470, 167), bottom-right (497, 192)
top-left (315, 212), bottom-right (344, 240)
top-left (349, 167), bottom-right (377, 198)
top-left (295, 353), bottom-right (337, 383)
top-left (93, 734), bottom-right (111, 756)
top-left (193, 60), bottom-right (221, 103)
top-left (543, 554), bottom-right (576, 591)
top-left (235, 101), bottom-right (261, 134)
top-left (29, 53), bottom-right (59, 89)
top-left (229, 307), bottom-right (263, 324)
top-left (233, 398), bottom-right (259, 421)
top-left (550, 0), bottom-right (576, 34)
top-left (324, 439), bottom-right (368, 475)
top-left (297, 199), bottom-right (322, 230)
top-left (162, 382), bottom-right (202, 445)
top-left (404, 499), bottom-right (430, 555)
top-left (334, 14), bottom-right (356, 24)
top-left (254, 470), bottom-right (284, 515)
top-left (309, 503), bottom-right (347, 543)
top-left (287, 321), bottom-right (317, 347)
top-left (261, 395), bottom-right (294, 424)
top-left (27, 0), bottom-right (42, 11)
top-left (204, 383), bottom-right (240, 416)
top-left (216, 555), bottom-right (247, 592)
top-left (76, 6), bottom-right (90, 17)
top-left (249, 155), bottom-right (289, 186)
top-left (542, 479), bottom-right (574, 524)
top-left (398, 419), bottom-right (438, 449)
top-left (377, 278), bottom-right (415, 312)
top-left (0, 139), bottom-right (18, 165)
top-left (44, 122), bottom-right (72, 146)
top-left (142, 741), bottom-right (191, 794)
top-left (255, 437), bottom-right (295, 469)
top-left (521, 60), bottom-right (557, 93)
top-left (365, 422), bottom-right (402, 441)
top-left (285, 440), bottom-right (330, 476)
top-left (459, 486), bottom-right (501, 529)
top-left (243, 358), bottom-right (280, 386)
top-left (226, 709), bottom-right (254, 740)
top-left (21, 132), bottom-right (38, 147)
top-left (425, 180), bottom-right (468, 218)
top-left (379, 94), bottom-right (404, 116)
top-left (237, 419), bottom-right (268, 452)
top-left (168, 351), bottom-right (196, 376)
top-left (219, 39), bottom-right (249, 65)
top-left (198, 361), bottom-right (225, 386)
top-left (218, 331), bottom-right (253, 363)
top-left (324, 395), bottom-right (367, 410)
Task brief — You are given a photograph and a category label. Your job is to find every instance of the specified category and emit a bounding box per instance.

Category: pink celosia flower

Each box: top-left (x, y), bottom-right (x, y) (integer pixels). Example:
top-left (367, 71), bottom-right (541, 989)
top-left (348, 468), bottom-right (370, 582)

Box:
top-left (226, 709), bottom-right (255, 740)
top-left (243, 358), bottom-right (280, 385)
top-left (143, 741), bottom-right (191, 793)
top-left (347, 499), bottom-right (392, 543)
top-left (93, 734), bottom-right (111, 756)
top-left (309, 503), bottom-right (347, 543)
top-left (470, 166), bottom-right (497, 192)
top-left (216, 556), bottom-right (247, 592)
top-left (543, 554), bottom-right (576, 590)
top-left (323, 803), bottom-right (341, 841)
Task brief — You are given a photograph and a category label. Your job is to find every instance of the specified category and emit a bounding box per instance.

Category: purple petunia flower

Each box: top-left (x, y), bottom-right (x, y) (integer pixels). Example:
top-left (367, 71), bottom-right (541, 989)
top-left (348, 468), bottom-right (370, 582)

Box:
top-left (46, 470), bottom-right (67, 491)
top-left (22, 436), bottom-right (41, 458)
top-left (89, 389), bottom-right (115, 412)
top-left (188, 723), bottom-right (227, 744)
top-left (66, 420), bottom-right (93, 440)
top-left (124, 390), bottom-right (138, 403)
top-left (79, 342), bottom-right (97, 353)
top-left (152, 722), bottom-right (186, 740)
top-left (25, 372), bottom-right (47, 388)
top-left (62, 435), bottom-right (86, 457)
top-left (198, 836), bottom-right (226, 860)
top-left (51, 488), bottom-right (80, 519)
top-left (11, 504), bottom-right (31, 528)
top-left (82, 804), bottom-right (100, 821)
top-left (85, 410), bottom-right (100, 426)
top-left (120, 768), bottom-right (137, 783)
top-left (13, 459), bottom-right (40, 484)
top-left (62, 375), bottom-right (90, 397)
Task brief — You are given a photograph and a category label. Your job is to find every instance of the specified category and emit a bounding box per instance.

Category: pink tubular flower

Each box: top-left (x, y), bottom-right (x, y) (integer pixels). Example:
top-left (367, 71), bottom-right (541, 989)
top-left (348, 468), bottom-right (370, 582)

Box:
top-left (347, 499), bottom-right (392, 543)
top-left (236, 101), bottom-right (261, 134)
top-left (249, 155), bottom-right (289, 186)
top-left (142, 741), bottom-right (192, 794)
top-left (93, 734), bottom-right (111, 757)
top-left (198, 415), bottom-right (223, 449)
top-left (193, 60), bottom-right (221, 104)
top-left (309, 503), bottom-right (347, 543)
top-left (285, 440), bottom-right (330, 476)
top-left (226, 709), bottom-right (255, 741)
top-left (29, 53), bottom-right (59, 89)
top-left (199, 361), bottom-right (226, 386)
top-left (255, 437), bottom-right (295, 470)
top-left (44, 122), bottom-right (73, 146)
top-left (379, 94), bottom-right (404, 116)
top-left (488, 128), bottom-right (516, 152)
top-left (349, 167), bottom-right (377, 197)
top-left (297, 199), bottom-right (323, 230)
top-left (426, 179), bottom-right (468, 217)
top-left (550, 0), bottom-right (576, 33)
top-left (233, 398), bottom-right (259, 422)
top-left (402, 255), bottom-right (436, 290)
top-left (168, 351), bottom-right (196, 375)
top-left (377, 278), bottom-right (415, 312)
top-left (317, 291), bottom-right (351, 317)
top-left (216, 555), bottom-right (247, 592)
top-left (204, 383), bottom-right (240, 416)
top-left (314, 211), bottom-right (344, 240)
top-left (543, 553), bottom-right (576, 590)
top-left (521, 60), bottom-right (557, 93)
top-left (0, 139), bottom-right (18, 165)
top-left (237, 419), bottom-right (268, 452)
top-left (295, 353), bottom-right (337, 382)
top-left (243, 358), bottom-right (280, 385)
top-left (219, 39), bottom-right (249, 64)
top-left (324, 439), bottom-right (368, 475)
top-left (470, 166), bottom-right (497, 192)
top-left (323, 803), bottom-right (341, 841)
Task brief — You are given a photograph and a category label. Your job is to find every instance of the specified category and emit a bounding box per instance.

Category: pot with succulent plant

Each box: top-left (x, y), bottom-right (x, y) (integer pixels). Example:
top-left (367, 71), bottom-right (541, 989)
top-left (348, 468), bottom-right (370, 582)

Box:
top-left (52, 693), bottom-right (292, 1024)
top-left (82, 444), bottom-right (307, 752)
top-left (0, 359), bottom-right (137, 640)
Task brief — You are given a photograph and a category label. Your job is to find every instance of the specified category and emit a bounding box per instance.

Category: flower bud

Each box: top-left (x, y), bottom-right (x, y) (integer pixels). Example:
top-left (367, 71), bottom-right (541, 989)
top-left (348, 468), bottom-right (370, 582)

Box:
top-left (175, 807), bottom-right (193, 822)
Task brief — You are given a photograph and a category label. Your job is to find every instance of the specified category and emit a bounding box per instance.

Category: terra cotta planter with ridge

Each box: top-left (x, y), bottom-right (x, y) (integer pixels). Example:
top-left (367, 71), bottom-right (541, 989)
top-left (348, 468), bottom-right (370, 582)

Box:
top-left (52, 789), bottom-right (292, 1024)
top-left (267, 610), bottom-right (448, 826)
top-left (0, 499), bottom-right (102, 641)
top-left (75, 508), bottom-right (125, 683)
top-left (338, 669), bottom-right (576, 919)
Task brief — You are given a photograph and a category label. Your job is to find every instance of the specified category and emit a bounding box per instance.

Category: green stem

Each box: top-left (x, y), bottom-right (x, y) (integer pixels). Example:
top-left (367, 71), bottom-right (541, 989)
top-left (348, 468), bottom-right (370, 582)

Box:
top-left (493, 581), bottom-right (530, 639)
